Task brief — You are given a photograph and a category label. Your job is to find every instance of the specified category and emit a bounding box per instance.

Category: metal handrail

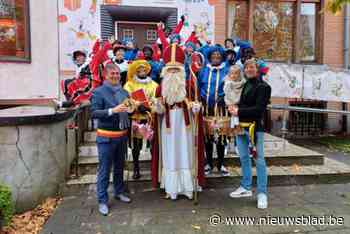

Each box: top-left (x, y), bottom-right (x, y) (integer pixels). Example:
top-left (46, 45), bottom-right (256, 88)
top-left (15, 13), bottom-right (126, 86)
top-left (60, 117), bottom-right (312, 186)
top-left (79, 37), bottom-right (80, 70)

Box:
top-left (268, 104), bottom-right (350, 116)
top-left (65, 103), bottom-right (91, 178)
top-left (267, 104), bottom-right (350, 142)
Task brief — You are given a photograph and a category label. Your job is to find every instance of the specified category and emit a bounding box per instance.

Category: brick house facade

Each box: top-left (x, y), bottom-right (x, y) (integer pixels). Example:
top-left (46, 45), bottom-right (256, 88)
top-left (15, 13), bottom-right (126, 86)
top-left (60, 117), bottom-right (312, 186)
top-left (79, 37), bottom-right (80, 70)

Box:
top-left (1, 0), bottom-right (349, 134)
top-left (211, 0), bottom-right (349, 134)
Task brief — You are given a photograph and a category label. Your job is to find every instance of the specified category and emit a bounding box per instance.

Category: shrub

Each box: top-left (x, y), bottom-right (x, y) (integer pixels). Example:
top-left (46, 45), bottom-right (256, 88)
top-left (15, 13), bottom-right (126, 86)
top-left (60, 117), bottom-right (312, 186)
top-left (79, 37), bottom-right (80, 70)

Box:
top-left (0, 183), bottom-right (14, 228)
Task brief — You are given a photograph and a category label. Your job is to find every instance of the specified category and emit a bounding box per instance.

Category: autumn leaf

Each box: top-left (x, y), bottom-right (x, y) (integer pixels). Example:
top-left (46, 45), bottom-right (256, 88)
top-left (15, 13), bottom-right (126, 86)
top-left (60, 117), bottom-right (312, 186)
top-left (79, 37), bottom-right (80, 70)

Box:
top-left (2, 197), bottom-right (61, 234)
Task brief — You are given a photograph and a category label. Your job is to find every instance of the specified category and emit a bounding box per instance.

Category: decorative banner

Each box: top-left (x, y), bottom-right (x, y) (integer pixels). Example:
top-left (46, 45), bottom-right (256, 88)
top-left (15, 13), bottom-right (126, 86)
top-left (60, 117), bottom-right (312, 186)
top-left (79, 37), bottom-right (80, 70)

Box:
top-left (58, 0), bottom-right (101, 71)
top-left (303, 66), bottom-right (350, 102)
top-left (266, 63), bottom-right (303, 98)
top-left (177, 0), bottom-right (215, 43)
top-left (302, 65), bottom-right (331, 101)
top-left (267, 63), bottom-right (350, 102)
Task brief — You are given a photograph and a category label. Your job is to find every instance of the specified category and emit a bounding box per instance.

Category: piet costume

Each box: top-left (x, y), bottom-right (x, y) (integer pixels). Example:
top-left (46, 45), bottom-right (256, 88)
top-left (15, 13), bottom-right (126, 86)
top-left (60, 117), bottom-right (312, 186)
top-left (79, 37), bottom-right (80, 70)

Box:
top-left (124, 60), bottom-right (158, 179)
top-left (198, 45), bottom-right (231, 174)
top-left (111, 44), bottom-right (129, 86)
top-left (60, 42), bottom-right (104, 107)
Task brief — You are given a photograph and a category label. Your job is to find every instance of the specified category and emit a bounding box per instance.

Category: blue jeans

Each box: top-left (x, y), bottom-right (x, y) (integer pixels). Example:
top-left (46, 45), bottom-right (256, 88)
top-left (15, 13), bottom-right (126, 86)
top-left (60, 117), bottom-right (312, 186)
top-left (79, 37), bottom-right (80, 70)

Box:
top-left (96, 135), bottom-right (128, 204)
top-left (236, 131), bottom-right (267, 195)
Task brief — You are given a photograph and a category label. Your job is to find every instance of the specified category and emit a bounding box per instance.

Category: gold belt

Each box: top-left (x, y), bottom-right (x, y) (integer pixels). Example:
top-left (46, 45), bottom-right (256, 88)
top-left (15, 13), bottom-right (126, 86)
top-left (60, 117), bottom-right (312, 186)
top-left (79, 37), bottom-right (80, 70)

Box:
top-left (239, 122), bottom-right (256, 145)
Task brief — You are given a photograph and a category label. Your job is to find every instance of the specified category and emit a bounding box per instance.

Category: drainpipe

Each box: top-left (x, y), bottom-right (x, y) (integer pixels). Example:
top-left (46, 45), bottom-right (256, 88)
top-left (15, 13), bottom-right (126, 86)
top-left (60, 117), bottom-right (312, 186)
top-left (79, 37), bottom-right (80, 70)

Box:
top-left (343, 3), bottom-right (350, 133)
top-left (344, 4), bottom-right (350, 69)
top-left (56, 0), bottom-right (61, 102)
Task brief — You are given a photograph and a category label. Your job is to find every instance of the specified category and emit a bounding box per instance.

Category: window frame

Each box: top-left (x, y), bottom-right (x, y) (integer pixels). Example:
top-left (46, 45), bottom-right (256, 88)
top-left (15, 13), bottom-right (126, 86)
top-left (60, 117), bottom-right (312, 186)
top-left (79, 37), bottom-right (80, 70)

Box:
top-left (227, 0), bottom-right (323, 64)
top-left (146, 29), bottom-right (157, 41)
top-left (0, 0), bottom-right (31, 63)
top-left (122, 28), bottom-right (134, 41)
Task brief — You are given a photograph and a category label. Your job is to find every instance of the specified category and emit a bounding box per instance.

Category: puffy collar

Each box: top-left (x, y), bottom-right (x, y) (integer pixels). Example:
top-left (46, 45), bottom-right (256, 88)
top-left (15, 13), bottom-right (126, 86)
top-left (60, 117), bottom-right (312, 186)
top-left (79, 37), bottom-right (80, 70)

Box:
top-left (133, 75), bottom-right (152, 84)
top-left (113, 58), bottom-right (127, 64)
top-left (206, 62), bottom-right (226, 70)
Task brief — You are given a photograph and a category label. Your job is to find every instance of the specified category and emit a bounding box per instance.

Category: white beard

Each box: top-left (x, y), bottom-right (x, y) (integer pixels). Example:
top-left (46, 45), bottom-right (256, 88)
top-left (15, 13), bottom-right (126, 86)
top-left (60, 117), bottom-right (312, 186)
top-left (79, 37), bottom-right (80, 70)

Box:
top-left (161, 68), bottom-right (187, 105)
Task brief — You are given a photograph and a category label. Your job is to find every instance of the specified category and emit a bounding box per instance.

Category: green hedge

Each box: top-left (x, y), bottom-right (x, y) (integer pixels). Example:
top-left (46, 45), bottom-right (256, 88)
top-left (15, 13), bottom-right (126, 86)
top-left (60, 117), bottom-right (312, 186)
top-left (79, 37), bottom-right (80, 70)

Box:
top-left (0, 183), bottom-right (14, 228)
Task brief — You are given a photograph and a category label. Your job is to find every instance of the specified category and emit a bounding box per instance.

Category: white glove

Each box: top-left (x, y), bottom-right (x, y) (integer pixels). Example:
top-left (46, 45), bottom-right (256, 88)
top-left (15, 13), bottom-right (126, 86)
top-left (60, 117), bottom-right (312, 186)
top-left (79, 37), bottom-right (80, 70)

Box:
top-left (230, 116), bottom-right (239, 128)
top-left (191, 102), bottom-right (202, 114)
top-left (153, 98), bottom-right (165, 114)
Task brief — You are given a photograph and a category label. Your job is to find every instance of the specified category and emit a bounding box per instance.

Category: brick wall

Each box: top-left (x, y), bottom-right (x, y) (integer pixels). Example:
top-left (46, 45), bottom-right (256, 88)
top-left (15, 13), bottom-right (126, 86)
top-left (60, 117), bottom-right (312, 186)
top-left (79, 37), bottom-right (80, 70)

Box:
top-left (322, 0), bottom-right (345, 132)
top-left (214, 0), bottom-right (227, 44)
top-left (323, 0), bottom-right (344, 68)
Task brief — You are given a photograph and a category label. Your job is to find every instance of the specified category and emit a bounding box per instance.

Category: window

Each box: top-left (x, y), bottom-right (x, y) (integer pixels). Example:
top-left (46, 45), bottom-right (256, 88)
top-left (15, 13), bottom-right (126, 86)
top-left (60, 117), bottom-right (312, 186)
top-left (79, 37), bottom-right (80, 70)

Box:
top-left (300, 3), bottom-right (316, 61)
top-left (0, 0), bottom-right (30, 62)
top-left (146, 29), bottom-right (157, 41)
top-left (122, 29), bottom-right (134, 41)
top-left (227, 0), bottom-right (320, 63)
top-left (253, 1), bottom-right (294, 62)
top-left (227, 1), bottom-right (248, 40)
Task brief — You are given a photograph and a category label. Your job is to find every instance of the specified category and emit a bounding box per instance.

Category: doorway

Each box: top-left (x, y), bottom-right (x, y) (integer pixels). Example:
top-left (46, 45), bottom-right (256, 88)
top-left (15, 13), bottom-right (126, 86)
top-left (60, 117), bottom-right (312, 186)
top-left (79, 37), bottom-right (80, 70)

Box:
top-left (100, 5), bottom-right (178, 43)
top-left (116, 21), bottom-right (158, 48)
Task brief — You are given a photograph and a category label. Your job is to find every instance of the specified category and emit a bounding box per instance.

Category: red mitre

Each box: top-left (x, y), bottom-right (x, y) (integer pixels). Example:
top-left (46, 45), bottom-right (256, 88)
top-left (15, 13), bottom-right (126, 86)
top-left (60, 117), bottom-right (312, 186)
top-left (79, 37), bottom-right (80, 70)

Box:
top-left (163, 43), bottom-right (185, 66)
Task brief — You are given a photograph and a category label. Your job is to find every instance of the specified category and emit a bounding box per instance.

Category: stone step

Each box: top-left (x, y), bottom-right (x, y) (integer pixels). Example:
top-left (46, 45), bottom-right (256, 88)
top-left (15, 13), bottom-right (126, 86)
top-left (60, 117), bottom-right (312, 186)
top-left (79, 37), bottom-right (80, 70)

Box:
top-left (76, 140), bottom-right (324, 175)
top-left (79, 142), bottom-right (290, 157)
top-left (79, 134), bottom-right (292, 157)
top-left (76, 148), bottom-right (325, 175)
top-left (84, 132), bottom-right (287, 151)
top-left (63, 158), bottom-right (350, 195)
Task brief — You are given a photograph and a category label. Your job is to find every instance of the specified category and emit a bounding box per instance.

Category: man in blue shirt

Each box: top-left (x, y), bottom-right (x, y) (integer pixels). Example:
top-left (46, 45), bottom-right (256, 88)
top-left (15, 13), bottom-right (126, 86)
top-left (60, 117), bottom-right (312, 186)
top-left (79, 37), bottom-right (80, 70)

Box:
top-left (90, 63), bottom-right (132, 216)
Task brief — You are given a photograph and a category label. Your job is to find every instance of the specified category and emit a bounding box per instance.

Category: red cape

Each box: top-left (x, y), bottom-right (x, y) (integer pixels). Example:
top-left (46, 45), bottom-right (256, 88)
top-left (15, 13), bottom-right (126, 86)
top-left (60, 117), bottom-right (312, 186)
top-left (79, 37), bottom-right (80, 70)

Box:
top-left (151, 82), bottom-right (206, 188)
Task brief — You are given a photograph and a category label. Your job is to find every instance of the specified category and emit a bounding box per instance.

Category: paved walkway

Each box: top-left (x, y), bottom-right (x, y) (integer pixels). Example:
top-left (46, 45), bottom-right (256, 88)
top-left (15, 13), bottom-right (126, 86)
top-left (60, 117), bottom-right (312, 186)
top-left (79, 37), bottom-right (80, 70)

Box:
top-left (41, 182), bottom-right (350, 234)
top-left (41, 140), bottom-right (350, 234)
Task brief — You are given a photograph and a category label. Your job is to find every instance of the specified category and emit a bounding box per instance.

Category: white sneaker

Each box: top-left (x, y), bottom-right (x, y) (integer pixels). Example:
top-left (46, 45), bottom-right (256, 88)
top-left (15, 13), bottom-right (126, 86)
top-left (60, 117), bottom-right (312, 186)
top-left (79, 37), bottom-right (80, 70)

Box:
top-left (257, 193), bottom-right (268, 209)
top-left (229, 186), bottom-right (252, 198)
top-left (220, 166), bottom-right (230, 177)
top-left (98, 203), bottom-right (109, 216)
top-left (227, 143), bottom-right (235, 154)
top-left (235, 146), bottom-right (239, 155)
top-left (204, 164), bottom-right (212, 176)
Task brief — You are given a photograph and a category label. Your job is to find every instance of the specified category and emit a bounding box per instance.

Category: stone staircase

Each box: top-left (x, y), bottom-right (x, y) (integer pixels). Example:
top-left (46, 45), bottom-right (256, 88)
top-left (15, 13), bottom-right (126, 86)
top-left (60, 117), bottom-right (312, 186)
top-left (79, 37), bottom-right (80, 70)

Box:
top-left (63, 130), bottom-right (350, 193)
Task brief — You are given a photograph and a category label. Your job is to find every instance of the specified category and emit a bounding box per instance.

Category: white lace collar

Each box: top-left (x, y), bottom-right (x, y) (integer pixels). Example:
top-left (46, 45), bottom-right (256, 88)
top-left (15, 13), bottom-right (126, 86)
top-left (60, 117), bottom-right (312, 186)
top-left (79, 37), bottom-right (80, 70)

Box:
top-left (133, 75), bottom-right (152, 84)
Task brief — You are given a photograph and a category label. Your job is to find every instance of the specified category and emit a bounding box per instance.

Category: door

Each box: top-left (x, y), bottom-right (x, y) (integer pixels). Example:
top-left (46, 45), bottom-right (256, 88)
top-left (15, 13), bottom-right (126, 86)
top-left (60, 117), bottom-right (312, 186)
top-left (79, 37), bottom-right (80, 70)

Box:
top-left (117, 22), bottom-right (158, 48)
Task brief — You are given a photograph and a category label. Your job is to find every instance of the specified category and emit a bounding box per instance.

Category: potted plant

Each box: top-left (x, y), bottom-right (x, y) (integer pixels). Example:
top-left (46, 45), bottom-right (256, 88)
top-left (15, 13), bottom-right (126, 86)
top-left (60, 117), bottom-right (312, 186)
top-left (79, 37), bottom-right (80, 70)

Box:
top-left (0, 183), bottom-right (14, 231)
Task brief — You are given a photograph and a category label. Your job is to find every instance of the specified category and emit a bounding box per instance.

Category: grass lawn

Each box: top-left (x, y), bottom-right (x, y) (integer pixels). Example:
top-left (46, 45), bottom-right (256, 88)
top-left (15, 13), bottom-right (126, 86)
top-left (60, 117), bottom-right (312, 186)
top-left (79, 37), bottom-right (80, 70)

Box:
top-left (317, 137), bottom-right (350, 153)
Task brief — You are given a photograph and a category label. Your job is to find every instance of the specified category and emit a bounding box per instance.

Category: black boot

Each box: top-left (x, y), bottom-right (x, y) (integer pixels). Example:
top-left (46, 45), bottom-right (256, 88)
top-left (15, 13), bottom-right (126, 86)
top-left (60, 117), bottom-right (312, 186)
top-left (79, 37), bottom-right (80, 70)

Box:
top-left (133, 167), bottom-right (141, 180)
top-left (132, 147), bottom-right (141, 180)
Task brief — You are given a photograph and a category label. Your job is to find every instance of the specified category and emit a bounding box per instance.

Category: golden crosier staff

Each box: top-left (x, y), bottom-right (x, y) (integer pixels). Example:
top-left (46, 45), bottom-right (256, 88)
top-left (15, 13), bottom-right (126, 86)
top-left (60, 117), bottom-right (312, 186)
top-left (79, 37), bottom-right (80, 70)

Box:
top-left (189, 65), bottom-right (200, 205)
